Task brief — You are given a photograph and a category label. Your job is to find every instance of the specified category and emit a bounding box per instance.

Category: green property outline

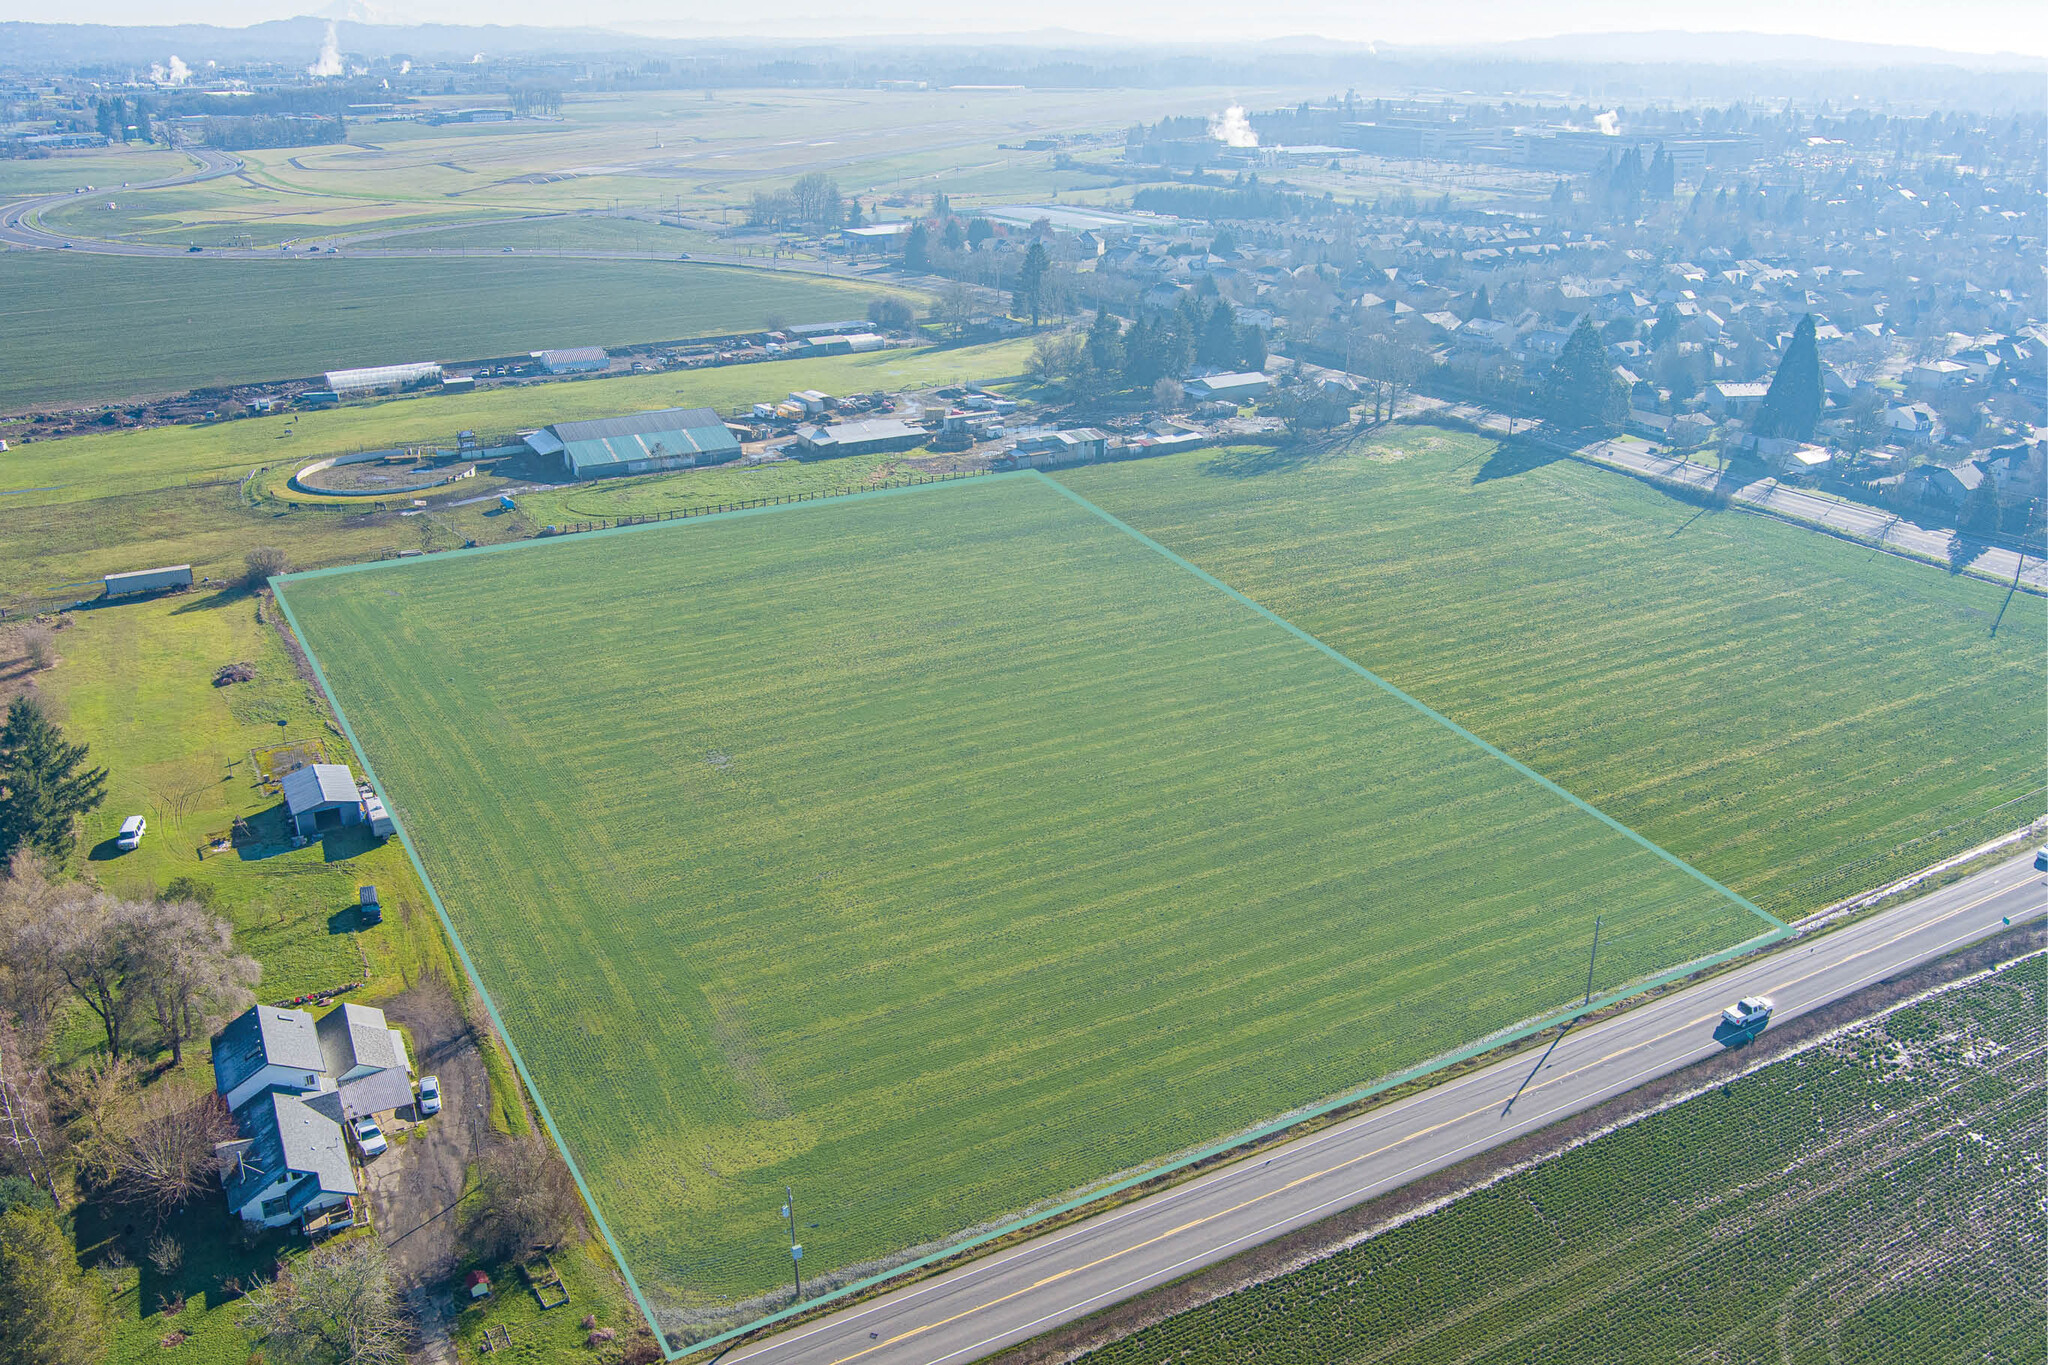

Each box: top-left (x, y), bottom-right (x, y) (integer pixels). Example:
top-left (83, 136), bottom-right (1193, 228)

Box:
top-left (270, 468), bottom-right (1792, 1359)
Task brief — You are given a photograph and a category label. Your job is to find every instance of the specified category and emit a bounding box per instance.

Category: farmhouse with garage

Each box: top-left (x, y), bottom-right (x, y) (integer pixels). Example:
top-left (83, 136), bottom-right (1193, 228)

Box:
top-left (210, 1000), bottom-right (416, 1228)
top-left (524, 406), bottom-right (741, 479)
top-left (282, 763), bottom-right (366, 840)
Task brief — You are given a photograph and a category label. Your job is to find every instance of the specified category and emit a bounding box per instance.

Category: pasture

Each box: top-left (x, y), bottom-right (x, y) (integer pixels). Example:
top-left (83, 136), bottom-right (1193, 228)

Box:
top-left (0, 337), bottom-right (1033, 612)
top-left (1080, 955), bottom-right (2047, 1365)
top-left (274, 473), bottom-right (1767, 1323)
top-left (0, 252), bottom-right (912, 408)
top-left (1054, 432), bottom-right (2047, 916)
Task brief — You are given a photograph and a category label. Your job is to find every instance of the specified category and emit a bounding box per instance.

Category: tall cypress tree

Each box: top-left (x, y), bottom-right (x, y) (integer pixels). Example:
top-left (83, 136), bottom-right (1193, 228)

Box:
top-left (0, 696), bottom-right (108, 863)
top-left (1753, 314), bottom-right (1824, 441)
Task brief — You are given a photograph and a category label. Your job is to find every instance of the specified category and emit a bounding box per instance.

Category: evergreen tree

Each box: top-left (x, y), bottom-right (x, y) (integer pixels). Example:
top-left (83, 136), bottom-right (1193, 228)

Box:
top-left (902, 222), bottom-right (930, 272)
top-left (1470, 286), bottom-right (1491, 321)
top-left (0, 1202), bottom-right (109, 1365)
top-left (1543, 321), bottom-right (1624, 432)
top-left (1197, 302), bottom-right (1238, 369)
top-left (1650, 302), bottom-right (1682, 350)
top-left (0, 696), bottom-right (107, 864)
top-left (1014, 240), bottom-right (1051, 326)
top-left (1085, 308), bottom-right (1123, 377)
top-left (1960, 471), bottom-right (2002, 536)
top-left (1235, 324), bottom-right (1267, 373)
top-left (1753, 315), bottom-right (1824, 441)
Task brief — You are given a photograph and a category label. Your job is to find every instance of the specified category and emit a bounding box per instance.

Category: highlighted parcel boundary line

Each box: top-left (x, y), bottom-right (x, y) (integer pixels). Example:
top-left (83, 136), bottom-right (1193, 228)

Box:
top-left (270, 469), bottom-right (1791, 1359)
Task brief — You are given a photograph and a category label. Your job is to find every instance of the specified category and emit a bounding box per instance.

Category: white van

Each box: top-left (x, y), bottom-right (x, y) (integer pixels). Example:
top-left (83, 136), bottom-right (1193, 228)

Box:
top-left (115, 815), bottom-right (146, 851)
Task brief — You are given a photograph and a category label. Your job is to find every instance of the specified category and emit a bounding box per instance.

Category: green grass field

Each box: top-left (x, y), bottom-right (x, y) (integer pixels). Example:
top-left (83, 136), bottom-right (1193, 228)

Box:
top-left (1056, 432), bottom-right (2047, 916)
top-left (275, 474), bottom-right (1768, 1324)
top-left (1080, 954), bottom-right (2046, 1365)
top-left (0, 253), bottom-right (910, 408)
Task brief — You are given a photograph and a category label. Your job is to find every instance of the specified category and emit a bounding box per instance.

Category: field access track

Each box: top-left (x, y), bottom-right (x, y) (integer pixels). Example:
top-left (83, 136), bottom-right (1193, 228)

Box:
top-left (273, 472), bottom-right (1776, 1341)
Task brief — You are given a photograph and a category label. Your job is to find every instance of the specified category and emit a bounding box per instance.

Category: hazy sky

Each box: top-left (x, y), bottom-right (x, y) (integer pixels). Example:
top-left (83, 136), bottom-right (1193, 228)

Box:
top-left (5, 0), bottom-right (2046, 58)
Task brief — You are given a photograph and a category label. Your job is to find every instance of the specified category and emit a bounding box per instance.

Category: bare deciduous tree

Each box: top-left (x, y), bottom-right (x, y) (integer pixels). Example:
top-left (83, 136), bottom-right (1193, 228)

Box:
top-left (241, 1237), bottom-right (408, 1365)
top-left (18, 625), bottom-right (56, 673)
top-left (461, 1135), bottom-right (584, 1265)
top-left (35, 891), bottom-right (149, 1056)
top-left (244, 547), bottom-right (290, 587)
top-left (134, 898), bottom-right (259, 1067)
top-left (0, 854), bottom-right (71, 1057)
top-left (1, 863), bottom-right (255, 1063)
top-left (63, 1056), bottom-right (236, 1216)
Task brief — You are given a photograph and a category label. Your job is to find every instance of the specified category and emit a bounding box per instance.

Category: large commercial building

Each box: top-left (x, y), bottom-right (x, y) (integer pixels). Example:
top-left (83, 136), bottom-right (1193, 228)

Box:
top-left (524, 407), bottom-right (741, 479)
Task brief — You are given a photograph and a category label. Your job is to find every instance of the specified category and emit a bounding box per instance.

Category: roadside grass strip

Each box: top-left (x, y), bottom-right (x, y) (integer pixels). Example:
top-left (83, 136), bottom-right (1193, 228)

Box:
top-left (273, 472), bottom-right (1775, 1348)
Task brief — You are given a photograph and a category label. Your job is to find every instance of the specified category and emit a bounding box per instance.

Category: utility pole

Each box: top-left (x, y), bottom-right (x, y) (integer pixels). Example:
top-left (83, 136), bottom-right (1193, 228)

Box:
top-left (1582, 916), bottom-right (1603, 1010)
top-left (781, 1186), bottom-right (803, 1300)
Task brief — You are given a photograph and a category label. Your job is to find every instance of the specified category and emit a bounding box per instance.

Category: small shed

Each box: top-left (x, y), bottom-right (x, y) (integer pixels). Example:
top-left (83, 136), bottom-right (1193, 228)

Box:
top-left (282, 764), bottom-right (363, 839)
top-left (104, 564), bottom-right (193, 598)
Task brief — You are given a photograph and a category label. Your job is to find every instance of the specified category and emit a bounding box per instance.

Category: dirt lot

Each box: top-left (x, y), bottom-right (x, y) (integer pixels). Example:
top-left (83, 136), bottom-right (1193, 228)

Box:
top-left (362, 968), bottom-right (496, 1360)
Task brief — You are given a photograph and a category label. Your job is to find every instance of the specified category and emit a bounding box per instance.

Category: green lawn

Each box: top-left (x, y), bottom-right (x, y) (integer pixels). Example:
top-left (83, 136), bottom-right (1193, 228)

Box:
top-left (275, 474), bottom-right (1764, 1326)
top-left (1054, 432), bottom-right (2047, 916)
top-left (43, 590), bottom-right (430, 1010)
top-left (0, 253), bottom-right (915, 408)
top-left (1080, 955), bottom-right (2046, 1365)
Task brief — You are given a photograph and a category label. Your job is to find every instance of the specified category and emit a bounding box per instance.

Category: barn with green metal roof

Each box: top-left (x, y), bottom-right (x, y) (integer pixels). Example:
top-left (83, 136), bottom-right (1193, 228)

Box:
top-left (523, 406), bottom-right (741, 479)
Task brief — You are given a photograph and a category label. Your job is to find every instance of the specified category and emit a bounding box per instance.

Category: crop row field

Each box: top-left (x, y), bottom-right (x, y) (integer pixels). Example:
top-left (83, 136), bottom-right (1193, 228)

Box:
top-left (0, 251), bottom-right (912, 410)
top-left (1080, 953), bottom-right (2047, 1365)
top-left (1055, 432), bottom-right (2047, 917)
top-left (274, 473), bottom-right (1769, 1325)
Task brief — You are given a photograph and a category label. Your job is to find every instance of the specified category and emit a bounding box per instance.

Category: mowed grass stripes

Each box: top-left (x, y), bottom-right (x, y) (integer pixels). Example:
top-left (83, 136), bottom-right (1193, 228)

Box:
top-left (276, 474), bottom-right (1759, 1313)
top-left (1055, 433), bottom-right (2047, 915)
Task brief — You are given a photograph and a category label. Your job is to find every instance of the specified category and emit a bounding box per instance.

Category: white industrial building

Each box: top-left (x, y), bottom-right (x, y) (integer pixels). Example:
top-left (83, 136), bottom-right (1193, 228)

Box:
top-left (324, 362), bottom-right (444, 394)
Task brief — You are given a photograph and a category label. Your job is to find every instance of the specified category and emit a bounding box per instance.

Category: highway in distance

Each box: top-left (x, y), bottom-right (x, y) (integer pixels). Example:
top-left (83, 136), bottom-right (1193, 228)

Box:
top-left (723, 850), bottom-right (2046, 1365)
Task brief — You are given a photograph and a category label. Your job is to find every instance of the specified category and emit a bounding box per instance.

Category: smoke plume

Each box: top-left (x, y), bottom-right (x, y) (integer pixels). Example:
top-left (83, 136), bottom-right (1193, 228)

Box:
top-left (1594, 109), bottom-right (1620, 136)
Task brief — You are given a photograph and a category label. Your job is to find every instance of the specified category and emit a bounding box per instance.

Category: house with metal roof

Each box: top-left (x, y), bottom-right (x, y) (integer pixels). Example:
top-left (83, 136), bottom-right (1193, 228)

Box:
top-left (219, 1090), bottom-right (359, 1228)
top-left (281, 763), bottom-right (363, 840)
top-left (523, 407), bottom-right (741, 479)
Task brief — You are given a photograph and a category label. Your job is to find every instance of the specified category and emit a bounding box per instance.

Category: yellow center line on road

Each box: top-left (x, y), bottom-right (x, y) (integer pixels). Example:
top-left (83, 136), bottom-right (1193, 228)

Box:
top-left (803, 868), bottom-right (2038, 1365)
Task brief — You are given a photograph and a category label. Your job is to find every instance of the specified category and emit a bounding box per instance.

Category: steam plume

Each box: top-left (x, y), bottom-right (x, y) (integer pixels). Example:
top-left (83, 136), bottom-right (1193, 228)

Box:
top-left (1208, 104), bottom-right (1258, 149)
top-left (309, 23), bottom-right (344, 78)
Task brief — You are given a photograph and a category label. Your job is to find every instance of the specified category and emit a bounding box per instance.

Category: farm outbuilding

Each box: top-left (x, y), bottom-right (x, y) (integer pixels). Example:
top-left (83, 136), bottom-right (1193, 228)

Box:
top-left (1186, 372), bottom-right (1270, 402)
top-left (103, 564), bottom-right (193, 598)
top-left (795, 418), bottom-right (927, 458)
top-left (534, 347), bottom-right (609, 375)
top-left (282, 763), bottom-right (364, 839)
top-left (324, 362), bottom-right (443, 394)
top-left (523, 407), bottom-right (741, 479)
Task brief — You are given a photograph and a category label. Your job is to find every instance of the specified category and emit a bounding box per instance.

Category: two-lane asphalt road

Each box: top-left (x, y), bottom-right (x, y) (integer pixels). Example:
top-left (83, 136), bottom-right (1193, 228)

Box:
top-left (719, 850), bottom-right (2045, 1365)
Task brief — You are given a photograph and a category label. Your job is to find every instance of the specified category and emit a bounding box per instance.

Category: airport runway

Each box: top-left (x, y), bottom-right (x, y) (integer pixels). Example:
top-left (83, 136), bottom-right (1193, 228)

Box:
top-left (716, 850), bottom-right (2044, 1365)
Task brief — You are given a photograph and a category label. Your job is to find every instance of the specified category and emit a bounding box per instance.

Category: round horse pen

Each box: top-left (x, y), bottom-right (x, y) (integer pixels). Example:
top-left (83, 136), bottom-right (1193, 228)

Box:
top-left (291, 447), bottom-right (480, 497)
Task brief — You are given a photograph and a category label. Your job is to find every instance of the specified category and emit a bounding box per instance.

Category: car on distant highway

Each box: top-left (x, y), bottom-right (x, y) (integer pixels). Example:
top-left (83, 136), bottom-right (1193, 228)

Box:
top-left (416, 1074), bottom-right (442, 1116)
top-left (116, 815), bottom-right (146, 851)
top-left (1721, 996), bottom-right (1773, 1030)
top-left (676, 252), bottom-right (691, 260)
top-left (502, 246), bottom-right (515, 253)
top-left (187, 245), bottom-right (202, 252)
top-left (352, 1115), bottom-right (387, 1158)
top-left (2035, 844), bottom-right (2047, 871)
